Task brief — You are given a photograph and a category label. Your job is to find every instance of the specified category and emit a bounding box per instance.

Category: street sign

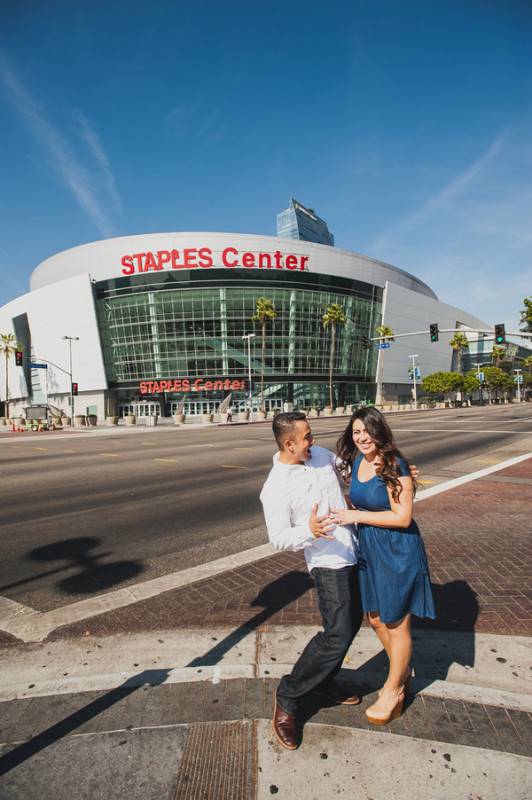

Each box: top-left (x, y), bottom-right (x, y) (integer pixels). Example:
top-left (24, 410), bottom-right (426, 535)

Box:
top-left (514, 375), bottom-right (523, 384)
top-left (478, 372), bottom-right (484, 383)
top-left (378, 342), bottom-right (391, 349)
top-left (29, 362), bottom-right (48, 369)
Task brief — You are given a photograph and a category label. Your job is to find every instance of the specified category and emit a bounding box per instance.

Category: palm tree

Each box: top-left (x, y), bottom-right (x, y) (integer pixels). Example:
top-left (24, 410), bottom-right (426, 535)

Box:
top-left (449, 332), bottom-right (469, 373)
top-left (251, 297), bottom-right (277, 413)
top-left (375, 324), bottom-right (394, 406)
top-left (323, 303), bottom-right (347, 409)
top-left (0, 333), bottom-right (18, 419)
top-left (491, 345), bottom-right (507, 368)
top-left (522, 355), bottom-right (532, 374)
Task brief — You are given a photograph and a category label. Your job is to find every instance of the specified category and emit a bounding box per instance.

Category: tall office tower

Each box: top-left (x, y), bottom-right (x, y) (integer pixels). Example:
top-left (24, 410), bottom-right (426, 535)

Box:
top-left (276, 198), bottom-right (335, 246)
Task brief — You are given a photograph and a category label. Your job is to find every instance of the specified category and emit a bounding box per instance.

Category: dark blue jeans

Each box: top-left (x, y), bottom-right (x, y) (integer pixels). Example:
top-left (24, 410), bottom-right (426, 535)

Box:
top-left (277, 565), bottom-right (363, 715)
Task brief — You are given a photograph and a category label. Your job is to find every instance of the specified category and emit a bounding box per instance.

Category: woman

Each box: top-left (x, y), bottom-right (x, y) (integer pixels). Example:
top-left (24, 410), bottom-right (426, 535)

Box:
top-left (330, 407), bottom-right (435, 725)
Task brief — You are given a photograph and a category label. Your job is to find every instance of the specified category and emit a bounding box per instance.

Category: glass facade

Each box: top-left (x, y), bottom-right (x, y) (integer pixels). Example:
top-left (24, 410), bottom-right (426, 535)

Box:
top-left (277, 198), bottom-right (334, 246)
top-left (96, 269), bottom-right (381, 413)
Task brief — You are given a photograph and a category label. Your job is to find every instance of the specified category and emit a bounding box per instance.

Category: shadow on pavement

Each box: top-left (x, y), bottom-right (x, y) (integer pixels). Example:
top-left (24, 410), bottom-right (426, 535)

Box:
top-left (12, 537), bottom-right (145, 596)
top-left (0, 669), bottom-right (171, 777)
top-left (187, 570), bottom-right (314, 667)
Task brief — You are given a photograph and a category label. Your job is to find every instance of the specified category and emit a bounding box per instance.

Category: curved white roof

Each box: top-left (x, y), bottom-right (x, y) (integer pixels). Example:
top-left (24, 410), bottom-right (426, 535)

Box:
top-left (30, 232), bottom-right (438, 299)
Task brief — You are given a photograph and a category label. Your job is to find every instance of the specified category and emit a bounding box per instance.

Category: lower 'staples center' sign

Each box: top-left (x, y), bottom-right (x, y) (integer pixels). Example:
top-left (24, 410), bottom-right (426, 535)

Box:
top-left (140, 378), bottom-right (246, 394)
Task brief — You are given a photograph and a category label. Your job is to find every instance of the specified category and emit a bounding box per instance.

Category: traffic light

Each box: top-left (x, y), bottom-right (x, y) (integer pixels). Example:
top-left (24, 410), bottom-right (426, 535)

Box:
top-left (15, 350), bottom-right (23, 366)
top-left (494, 323), bottom-right (506, 344)
top-left (429, 323), bottom-right (439, 343)
top-left (408, 368), bottom-right (414, 380)
top-left (361, 335), bottom-right (371, 349)
top-left (71, 382), bottom-right (79, 396)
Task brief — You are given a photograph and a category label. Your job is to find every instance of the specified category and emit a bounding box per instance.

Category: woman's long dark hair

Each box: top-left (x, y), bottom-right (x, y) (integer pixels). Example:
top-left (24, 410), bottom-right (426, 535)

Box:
top-left (336, 407), bottom-right (417, 500)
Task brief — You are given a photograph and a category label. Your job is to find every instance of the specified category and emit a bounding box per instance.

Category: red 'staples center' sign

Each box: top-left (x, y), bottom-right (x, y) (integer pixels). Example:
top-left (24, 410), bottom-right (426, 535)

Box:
top-left (140, 378), bottom-right (246, 394)
top-left (121, 247), bottom-right (309, 275)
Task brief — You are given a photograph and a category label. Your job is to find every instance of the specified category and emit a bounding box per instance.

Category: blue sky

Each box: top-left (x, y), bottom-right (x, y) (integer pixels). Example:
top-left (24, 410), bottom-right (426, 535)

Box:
top-left (1, 0), bottom-right (531, 334)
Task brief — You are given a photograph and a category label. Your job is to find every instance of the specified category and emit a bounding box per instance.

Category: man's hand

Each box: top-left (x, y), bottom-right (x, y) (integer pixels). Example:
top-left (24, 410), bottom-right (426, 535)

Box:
top-left (410, 464), bottom-right (420, 481)
top-left (309, 503), bottom-right (335, 540)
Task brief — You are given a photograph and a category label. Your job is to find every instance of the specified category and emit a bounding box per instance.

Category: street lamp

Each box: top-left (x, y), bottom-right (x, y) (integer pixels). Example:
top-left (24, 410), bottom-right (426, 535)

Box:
top-left (242, 333), bottom-right (256, 421)
top-left (62, 335), bottom-right (79, 422)
top-left (408, 354), bottom-right (419, 410)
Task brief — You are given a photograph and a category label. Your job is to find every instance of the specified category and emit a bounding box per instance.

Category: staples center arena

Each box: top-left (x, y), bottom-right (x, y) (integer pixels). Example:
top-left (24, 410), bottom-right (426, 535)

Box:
top-left (0, 199), bottom-right (491, 420)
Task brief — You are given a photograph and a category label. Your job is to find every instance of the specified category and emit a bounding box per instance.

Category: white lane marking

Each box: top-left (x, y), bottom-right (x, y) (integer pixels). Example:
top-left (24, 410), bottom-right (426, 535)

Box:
top-left (414, 451), bottom-right (532, 502)
top-left (393, 428), bottom-right (532, 434)
top-left (154, 458), bottom-right (178, 463)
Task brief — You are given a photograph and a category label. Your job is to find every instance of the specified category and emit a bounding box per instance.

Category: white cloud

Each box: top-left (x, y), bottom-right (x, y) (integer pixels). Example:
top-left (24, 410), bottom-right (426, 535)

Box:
top-left (0, 56), bottom-right (115, 237)
top-left (369, 132), bottom-right (505, 254)
top-left (72, 110), bottom-right (123, 215)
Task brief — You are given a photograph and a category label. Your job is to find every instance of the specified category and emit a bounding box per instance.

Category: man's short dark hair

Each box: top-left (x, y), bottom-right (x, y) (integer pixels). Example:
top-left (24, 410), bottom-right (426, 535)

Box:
top-left (272, 411), bottom-right (307, 449)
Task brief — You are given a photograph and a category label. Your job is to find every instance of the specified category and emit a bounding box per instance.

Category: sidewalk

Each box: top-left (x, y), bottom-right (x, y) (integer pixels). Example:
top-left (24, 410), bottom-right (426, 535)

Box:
top-left (0, 456), bottom-right (531, 798)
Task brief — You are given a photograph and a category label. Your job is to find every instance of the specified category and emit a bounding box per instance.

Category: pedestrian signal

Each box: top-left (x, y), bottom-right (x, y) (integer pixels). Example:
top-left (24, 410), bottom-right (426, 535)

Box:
top-left (361, 335), bottom-right (371, 349)
top-left (15, 350), bottom-right (23, 366)
top-left (494, 324), bottom-right (506, 344)
top-left (71, 382), bottom-right (79, 396)
top-left (429, 323), bottom-right (439, 342)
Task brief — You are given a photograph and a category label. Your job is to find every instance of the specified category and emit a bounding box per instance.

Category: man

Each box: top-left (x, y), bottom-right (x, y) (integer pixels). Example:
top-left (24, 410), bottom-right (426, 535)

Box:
top-left (260, 411), bottom-right (363, 750)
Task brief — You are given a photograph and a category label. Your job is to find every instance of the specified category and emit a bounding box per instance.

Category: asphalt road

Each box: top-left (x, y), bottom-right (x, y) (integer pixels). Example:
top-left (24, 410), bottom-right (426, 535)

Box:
top-left (1, 404), bottom-right (531, 612)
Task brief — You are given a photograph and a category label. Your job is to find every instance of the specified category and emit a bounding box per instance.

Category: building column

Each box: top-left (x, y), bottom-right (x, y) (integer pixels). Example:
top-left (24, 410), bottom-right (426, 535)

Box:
top-left (220, 288), bottom-right (229, 373)
top-left (147, 292), bottom-right (163, 375)
top-left (288, 290), bottom-right (297, 374)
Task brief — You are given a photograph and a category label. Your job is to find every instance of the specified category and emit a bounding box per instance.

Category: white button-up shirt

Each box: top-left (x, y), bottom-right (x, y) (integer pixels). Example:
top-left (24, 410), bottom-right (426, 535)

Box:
top-left (260, 445), bottom-right (358, 572)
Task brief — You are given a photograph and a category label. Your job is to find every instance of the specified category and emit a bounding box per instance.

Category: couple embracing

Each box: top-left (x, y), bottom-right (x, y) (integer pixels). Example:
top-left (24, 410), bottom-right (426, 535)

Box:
top-left (260, 408), bottom-right (436, 750)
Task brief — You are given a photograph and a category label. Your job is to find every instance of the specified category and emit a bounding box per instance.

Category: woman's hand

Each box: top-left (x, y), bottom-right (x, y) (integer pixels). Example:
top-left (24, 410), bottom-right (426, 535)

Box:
top-left (329, 507), bottom-right (359, 526)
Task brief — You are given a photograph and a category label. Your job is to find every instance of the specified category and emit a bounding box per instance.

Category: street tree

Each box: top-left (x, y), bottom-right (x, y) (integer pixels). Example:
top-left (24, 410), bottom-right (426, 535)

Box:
top-left (449, 332), bottom-right (469, 373)
top-left (375, 324), bottom-right (394, 406)
top-left (251, 297), bottom-right (277, 413)
top-left (323, 303), bottom-right (347, 409)
top-left (421, 371), bottom-right (463, 405)
top-left (462, 370), bottom-right (481, 402)
top-left (520, 296), bottom-right (532, 334)
top-left (0, 332), bottom-right (18, 419)
top-left (481, 366), bottom-right (510, 403)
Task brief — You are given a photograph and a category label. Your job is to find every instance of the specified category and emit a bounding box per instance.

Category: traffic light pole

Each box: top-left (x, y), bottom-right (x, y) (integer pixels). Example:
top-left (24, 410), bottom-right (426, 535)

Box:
top-left (369, 328), bottom-right (532, 342)
top-left (62, 336), bottom-right (79, 422)
top-left (409, 354), bottom-right (419, 409)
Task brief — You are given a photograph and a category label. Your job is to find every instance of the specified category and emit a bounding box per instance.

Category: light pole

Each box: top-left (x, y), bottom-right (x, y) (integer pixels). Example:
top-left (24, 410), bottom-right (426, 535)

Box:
top-left (409, 354), bottom-right (419, 409)
top-left (514, 369), bottom-right (522, 403)
top-left (242, 333), bottom-right (255, 421)
top-left (62, 335), bottom-right (79, 422)
top-left (474, 362), bottom-right (484, 405)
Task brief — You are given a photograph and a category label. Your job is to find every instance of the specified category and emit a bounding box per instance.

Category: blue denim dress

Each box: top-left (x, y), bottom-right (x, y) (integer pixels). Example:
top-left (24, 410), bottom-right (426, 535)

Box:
top-left (349, 454), bottom-right (436, 623)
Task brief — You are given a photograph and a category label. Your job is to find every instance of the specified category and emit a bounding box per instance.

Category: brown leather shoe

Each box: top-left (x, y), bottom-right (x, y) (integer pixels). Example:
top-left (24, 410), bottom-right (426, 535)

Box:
top-left (272, 695), bottom-right (300, 750)
top-left (310, 682), bottom-right (362, 705)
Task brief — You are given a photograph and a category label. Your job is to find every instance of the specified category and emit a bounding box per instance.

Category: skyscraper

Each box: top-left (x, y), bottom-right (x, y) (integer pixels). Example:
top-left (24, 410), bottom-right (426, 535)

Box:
top-left (276, 198), bottom-right (334, 246)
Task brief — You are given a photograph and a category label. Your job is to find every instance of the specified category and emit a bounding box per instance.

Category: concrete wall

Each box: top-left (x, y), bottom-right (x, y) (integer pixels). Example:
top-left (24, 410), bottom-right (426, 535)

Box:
top-left (0, 273), bottom-right (107, 411)
top-left (381, 281), bottom-right (489, 395)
